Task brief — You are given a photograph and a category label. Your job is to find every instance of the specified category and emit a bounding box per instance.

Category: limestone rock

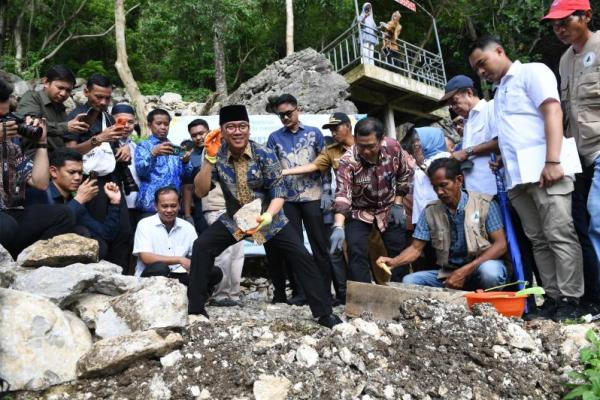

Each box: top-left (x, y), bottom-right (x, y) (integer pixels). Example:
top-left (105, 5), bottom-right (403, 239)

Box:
top-left (332, 322), bottom-right (358, 338)
top-left (0, 288), bottom-right (92, 391)
top-left (94, 277), bottom-right (188, 338)
top-left (160, 92), bottom-right (183, 105)
top-left (149, 374), bottom-right (172, 400)
top-left (17, 233), bottom-right (99, 267)
top-left (69, 293), bottom-right (113, 329)
top-left (352, 318), bottom-right (381, 338)
top-left (560, 324), bottom-right (597, 361)
top-left (233, 198), bottom-right (262, 232)
top-left (505, 323), bottom-right (537, 351)
top-left (295, 344), bottom-right (319, 367)
top-left (12, 265), bottom-right (98, 307)
top-left (77, 330), bottom-right (184, 378)
top-left (0, 244), bottom-right (28, 288)
top-left (160, 350), bottom-right (183, 368)
top-left (386, 323), bottom-right (405, 337)
top-left (253, 374), bottom-right (291, 400)
top-left (11, 263), bottom-right (102, 307)
top-left (91, 273), bottom-right (142, 296)
top-left (211, 48), bottom-right (357, 115)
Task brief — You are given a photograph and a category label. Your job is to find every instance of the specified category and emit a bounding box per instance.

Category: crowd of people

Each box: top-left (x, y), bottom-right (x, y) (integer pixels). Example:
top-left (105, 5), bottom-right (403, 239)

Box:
top-left (0, 0), bottom-right (598, 327)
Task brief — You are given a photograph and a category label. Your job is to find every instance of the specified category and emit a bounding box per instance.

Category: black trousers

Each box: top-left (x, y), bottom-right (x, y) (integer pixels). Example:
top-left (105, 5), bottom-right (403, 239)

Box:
top-left (325, 222), bottom-right (347, 300)
top-left (266, 201), bottom-right (333, 298)
top-left (345, 218), bottom-right (407, 283)
top-left (86, 174), bottom-right (131, 270)
top-left (188, 221), bottom-right (332, 317)
top-left (0, 204), bottom-right (76, 258)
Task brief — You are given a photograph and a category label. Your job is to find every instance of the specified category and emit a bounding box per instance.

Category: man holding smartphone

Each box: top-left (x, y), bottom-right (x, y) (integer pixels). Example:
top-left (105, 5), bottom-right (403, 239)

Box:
top-left (134, 108), bottom-right (193, 215)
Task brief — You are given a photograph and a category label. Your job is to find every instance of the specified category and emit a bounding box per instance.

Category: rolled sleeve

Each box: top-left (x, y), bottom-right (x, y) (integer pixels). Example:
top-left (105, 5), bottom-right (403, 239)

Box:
top-left (485, 200), bottom-right (504, 233)
top-left (412, 210), bottom-right (431, 241)
top-left (524, 63), bottom-right (560, 108)
top-left (333, 160), bottom-right (353, 215)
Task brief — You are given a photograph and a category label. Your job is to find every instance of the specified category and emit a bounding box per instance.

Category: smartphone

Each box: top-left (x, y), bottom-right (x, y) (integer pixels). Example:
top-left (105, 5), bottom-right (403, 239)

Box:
top-left (82, 108), bottom-right (98, 126)
top-left (115, 116), bottom-right (128, 128)
top-left (171, 145), bottom-right (183, 157)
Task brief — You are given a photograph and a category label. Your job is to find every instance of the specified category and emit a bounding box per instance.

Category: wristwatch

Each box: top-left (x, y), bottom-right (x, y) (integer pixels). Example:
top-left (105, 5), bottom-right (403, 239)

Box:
top-left (465, 146), bottom-right (474, 156)
top-left (90, 136), bottom-right (101, 147)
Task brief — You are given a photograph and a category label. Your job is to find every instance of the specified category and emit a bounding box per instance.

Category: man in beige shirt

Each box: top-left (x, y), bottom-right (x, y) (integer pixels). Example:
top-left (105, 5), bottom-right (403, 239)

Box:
top-left (543, 0), bottom-right (600, 311)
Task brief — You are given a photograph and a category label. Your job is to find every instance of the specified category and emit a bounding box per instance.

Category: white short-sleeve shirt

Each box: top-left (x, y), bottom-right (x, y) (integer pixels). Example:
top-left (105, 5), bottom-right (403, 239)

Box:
top-left (133, 214), bottom-right (198, 276)
top-left (463, 99), bottom-right (498, 196)
top-left (493, 61), bottom-right (560, 189)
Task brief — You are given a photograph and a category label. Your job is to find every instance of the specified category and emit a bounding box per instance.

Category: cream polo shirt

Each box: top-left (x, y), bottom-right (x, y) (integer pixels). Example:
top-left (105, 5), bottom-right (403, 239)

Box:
top-left (493, 61), bottom-right (561, 189)
top-left (133, 214), bottom-right (198, 277)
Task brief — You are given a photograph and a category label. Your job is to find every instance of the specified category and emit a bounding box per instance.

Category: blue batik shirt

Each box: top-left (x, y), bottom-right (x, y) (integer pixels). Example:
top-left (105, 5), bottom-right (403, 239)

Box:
top-left (135, 135), bottom-right (193, 212)
top-left (267, 123), bottom-right (324, 202)
top-left (413, 191), bottom-right (504, 266)
top-left (212, 140), bottom-right (288, 244)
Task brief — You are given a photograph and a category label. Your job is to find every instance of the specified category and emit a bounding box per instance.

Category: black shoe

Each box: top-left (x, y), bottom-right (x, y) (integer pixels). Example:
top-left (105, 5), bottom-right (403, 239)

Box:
top-left (553, 297), bottom-right (580, 322)
top-left (271, 294), bottom-right (288, 304)
top-left (209, 298), bottom-right (241, 307)
top-left (525, 296), bottom-right (558, 321)
top-left (189, 308), bottom-right (209, 318)
top-left (288, 295), bottom-right (307, 306)
top-left (318, 313), bottom-right (343, 329)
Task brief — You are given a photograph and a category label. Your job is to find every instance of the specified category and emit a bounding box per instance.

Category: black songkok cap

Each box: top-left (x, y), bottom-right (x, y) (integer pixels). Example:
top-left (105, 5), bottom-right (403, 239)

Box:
top-left (219, 104), bottom-right (249, 126)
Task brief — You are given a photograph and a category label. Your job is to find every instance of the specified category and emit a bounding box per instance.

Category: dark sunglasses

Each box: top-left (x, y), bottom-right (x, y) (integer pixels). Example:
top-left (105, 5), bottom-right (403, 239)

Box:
top-left (277, 108), bottom-right (297, 120)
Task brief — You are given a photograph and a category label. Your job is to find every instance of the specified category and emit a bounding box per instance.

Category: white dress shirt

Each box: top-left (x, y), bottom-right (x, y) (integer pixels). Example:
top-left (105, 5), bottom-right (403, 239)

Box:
top-left (133, 214), bottom-right (198, 276)
top-left (492, 61), bottom-right (560, 189)
top-left (463, 99), bottom-right (498, 196)
top-left (411, 151), bottom-right (450, 224)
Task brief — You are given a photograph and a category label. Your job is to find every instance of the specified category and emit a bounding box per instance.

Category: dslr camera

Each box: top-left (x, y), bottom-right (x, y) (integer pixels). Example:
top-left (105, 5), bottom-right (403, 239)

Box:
top-left (0, 113), bottom-right (43, 140)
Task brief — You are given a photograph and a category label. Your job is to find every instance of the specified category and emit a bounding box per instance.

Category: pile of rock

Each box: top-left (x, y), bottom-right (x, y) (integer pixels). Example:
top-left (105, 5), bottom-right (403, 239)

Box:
top-left (0, 234), bottom-right (187, 392)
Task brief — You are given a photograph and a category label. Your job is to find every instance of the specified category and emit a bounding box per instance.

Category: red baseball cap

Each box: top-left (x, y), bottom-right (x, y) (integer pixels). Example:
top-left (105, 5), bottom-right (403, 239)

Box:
top-left (542, 0), bottom-right (591, 20)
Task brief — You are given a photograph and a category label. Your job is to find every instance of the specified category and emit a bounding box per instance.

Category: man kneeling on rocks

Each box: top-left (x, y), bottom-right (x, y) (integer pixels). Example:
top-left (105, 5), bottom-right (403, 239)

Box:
top-left (188, 104), bottom-right (342, 328)
top-left (377, 157), bottom-right (509, 290)
top-left (133, 186), bottom-right (222, 287)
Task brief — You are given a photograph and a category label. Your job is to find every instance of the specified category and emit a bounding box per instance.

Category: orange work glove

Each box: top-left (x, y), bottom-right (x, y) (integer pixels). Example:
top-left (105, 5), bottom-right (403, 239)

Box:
top-left (204, 128), bottom-right (222, 164)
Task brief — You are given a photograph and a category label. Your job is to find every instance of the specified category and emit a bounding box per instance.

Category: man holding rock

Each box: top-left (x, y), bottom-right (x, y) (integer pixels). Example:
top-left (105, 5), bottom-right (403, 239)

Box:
top-left (188, 104), bottom-right (342, 328)
top-left (377, 158), bottom-right (509, 290)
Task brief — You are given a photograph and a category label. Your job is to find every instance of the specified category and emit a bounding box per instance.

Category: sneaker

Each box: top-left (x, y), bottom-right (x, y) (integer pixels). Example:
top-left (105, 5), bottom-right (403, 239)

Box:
top-left (553, 297), bottom-right (580, 322)
top-left (524, 296), bottom-right (557, 321)
top-left (288, 295), bottom-right (308, 306)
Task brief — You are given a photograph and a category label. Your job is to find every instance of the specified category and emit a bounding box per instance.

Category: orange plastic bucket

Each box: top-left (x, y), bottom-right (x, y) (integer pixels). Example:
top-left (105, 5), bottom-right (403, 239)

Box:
top-left (464, 291), bottom-right (526, 318)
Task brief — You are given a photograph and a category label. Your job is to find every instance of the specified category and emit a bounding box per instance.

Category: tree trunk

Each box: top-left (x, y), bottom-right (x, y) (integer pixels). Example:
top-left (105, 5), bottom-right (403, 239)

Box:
top-left (0, 0), bottom-right (8, 60)
top-left (114, 0), bottom-right (148, 136)
top-left (14, 9), bottom-right (25, 74)
top-left (213, 12), bottom-right (228, 100)
top-left (286, 0), bottom-right (294, 56)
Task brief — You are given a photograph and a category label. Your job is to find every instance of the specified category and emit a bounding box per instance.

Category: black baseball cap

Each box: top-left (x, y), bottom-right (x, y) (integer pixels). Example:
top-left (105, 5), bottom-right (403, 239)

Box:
top-left (440, 75), bottom-right (475, 102)
top-left (322, 112), bottom-right (351, 129)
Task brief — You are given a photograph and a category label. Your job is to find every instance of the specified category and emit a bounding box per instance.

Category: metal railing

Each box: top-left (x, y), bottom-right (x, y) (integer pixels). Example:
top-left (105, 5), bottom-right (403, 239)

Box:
top-left (322, 23), bottom-right (447, 90)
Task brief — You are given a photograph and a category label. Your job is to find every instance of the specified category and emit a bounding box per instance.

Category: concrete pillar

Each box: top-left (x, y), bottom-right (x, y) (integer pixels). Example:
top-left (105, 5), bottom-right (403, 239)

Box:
top-left (383, 104), bottom-right (396, 139)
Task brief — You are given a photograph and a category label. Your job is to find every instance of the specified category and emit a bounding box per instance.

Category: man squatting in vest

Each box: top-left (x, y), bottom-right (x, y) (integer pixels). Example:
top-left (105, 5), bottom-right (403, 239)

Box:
top-left (377, 157), bottom-right (510, 290)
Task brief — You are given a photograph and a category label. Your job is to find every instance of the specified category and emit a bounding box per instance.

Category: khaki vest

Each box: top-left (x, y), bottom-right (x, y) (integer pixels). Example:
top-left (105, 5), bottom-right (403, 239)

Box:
top-left (425, 191), bottom-right (495, 279)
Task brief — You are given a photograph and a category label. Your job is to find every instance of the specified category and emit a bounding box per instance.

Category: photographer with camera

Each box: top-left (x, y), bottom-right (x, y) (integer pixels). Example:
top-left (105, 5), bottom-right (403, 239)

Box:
top-left (17, 65), bottom-right (89, 155)
top-left (63, 74), bottom-right (131, 270)
top-left (0, 78), bottom-right (76, 258)
top-left (134, 108), bottom-right (193, 215)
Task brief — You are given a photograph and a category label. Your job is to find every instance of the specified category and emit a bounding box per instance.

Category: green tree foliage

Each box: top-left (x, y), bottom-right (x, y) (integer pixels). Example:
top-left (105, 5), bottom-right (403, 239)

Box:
top-left (2, 0), bottom-right (600, 97)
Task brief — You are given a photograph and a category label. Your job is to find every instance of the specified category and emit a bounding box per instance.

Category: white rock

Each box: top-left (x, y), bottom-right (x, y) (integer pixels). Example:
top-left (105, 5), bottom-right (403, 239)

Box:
top-left (339, 347), bottom-right (353, 365)
top-left (160, 350), bottom-right (183, 368)
top-left (351, 318), bottom-right (380, 338)
top-left (77, 330), bottom-right (183, 377)
top-left (492, 345), bottom-right (511, 358)
top-left (384, 385), bottom-right (395, 400)
top-left (149, 374), bottom-right (171, 400)
top-left (198, 389), bottom-right (211, 399)
top-left (190, 385), bottom-right (201, 397)
top-left (386, 323), bottom-right (405, 337)
top-left (233, 198), bottom-right (262, 232)
top-left (505, 323), bottom-right (537, 351)
top-left (16, 233), bottom-right (99, 267)
top-left (11, 263), bottom-right (101, 307)
top-left (295, 344), bottom-right (319, 367)
top-left (0, 288), bottom-right (92, 391)
top-left (94, 277), bottom-right (188, 338)
top-left (332, 322), bottom-right (357, 338)
top-left (91, 273), bottom-right (141, 296)
top-left (560, 324), bottom-right (597, 361)
top-left (160, 92), bottom-right (182, 104)
top-left (253, 374), bottom-right (291, 400)
top-left (301, 335), bottom-right (317, 346)
top-left (69, 293), bottom-right (112, 329)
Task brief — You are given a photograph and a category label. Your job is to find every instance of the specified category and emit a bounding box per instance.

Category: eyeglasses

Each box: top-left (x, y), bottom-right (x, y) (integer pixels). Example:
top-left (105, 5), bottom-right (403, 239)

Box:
top-left (223, 123), bottom-right (250, 133)
top-left (277, 108), bottom-right (297, 120)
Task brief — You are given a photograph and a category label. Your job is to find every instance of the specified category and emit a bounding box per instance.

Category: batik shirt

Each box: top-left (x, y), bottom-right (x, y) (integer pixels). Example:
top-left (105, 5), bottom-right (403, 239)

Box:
top-left (0, 141), bottom-right (32, 210)
top-left (334, 137), bottom-right (412, 232)
top-left (212, 140), bottom-right (288, 244)
top-left (134, 135), bottom-right (193, 212)
top-left (267, 123), bottom-right (324, 202)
